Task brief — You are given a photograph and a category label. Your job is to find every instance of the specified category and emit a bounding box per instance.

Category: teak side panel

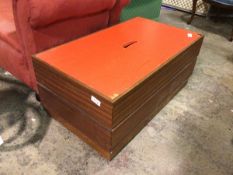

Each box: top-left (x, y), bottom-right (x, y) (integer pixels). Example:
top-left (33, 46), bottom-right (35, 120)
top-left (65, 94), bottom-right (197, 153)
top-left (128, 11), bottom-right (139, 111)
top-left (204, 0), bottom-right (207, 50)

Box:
top-left (32, 18), bottom-right (204, 160)
top-left (33, 59), bottom-right (113, 129)
top-left (110, 78), bottom-right (189, 159)
top-left (112, 38), bottom-right (203, 127)
top-left (38, 85), bottom-right (112, 159)
top-left (37, 59), bottom-right (195, 160)
top-left (111, 60), bottom-right (196, 149)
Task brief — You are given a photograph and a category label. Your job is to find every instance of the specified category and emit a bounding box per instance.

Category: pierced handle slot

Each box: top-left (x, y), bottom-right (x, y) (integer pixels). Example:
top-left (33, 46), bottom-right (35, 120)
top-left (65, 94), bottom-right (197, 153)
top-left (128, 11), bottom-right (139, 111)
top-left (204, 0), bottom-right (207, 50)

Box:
top-left (123, 41), bottom-right (138, 48)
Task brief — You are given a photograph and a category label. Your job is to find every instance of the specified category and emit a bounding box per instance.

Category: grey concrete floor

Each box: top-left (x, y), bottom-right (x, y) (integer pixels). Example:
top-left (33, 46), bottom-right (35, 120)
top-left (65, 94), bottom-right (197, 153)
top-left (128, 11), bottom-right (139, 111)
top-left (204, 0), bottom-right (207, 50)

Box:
top-left (0, 8), bottom-right (233, 175)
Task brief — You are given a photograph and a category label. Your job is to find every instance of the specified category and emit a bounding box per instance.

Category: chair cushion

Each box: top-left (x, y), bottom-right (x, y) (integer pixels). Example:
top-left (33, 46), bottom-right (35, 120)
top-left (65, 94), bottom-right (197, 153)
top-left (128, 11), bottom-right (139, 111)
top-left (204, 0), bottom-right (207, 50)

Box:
top-left (210, 0), bottom-right (233, 6)
top-left (0, 1), bottom-right (21, 52)
top-left (29, 0), bottom-right (117, 28)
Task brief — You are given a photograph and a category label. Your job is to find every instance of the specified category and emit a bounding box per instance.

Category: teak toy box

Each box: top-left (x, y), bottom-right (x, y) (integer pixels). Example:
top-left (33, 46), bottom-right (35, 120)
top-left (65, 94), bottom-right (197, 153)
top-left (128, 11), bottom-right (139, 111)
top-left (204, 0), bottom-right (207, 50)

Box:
top-left (33, 17), bottom-right (203, 160)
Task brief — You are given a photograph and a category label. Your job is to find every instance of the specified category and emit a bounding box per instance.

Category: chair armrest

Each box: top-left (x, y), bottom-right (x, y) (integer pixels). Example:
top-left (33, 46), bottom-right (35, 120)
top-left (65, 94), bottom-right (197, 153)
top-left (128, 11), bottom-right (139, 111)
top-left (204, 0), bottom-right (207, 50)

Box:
top-left (13, 0), bottom-right (36, 53)
top-left (109, 0), bottom-right (131, 25)
top-left (12, 0), bottom-right (38, 90)
top-left (28, 0), bottom-right (117, 28)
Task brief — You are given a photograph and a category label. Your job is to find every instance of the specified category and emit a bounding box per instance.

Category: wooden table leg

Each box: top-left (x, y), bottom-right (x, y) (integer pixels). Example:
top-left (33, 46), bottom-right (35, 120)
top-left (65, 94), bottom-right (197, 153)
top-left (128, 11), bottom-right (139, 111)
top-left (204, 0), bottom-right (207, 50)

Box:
top-left (188, 0), bottom-right (198, 24)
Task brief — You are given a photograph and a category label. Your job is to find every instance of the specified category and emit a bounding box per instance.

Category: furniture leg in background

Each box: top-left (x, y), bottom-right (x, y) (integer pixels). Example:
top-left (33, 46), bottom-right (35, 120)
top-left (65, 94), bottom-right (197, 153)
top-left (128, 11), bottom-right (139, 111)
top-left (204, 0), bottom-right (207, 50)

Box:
top-left (187, 0), bottom-right (233, 41)
top-left (188, 0), bottom-right (199, 24)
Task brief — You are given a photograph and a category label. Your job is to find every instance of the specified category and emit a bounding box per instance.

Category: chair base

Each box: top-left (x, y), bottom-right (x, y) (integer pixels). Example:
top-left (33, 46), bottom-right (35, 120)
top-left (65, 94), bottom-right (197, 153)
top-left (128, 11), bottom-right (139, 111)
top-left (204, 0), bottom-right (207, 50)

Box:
top-left (188, 0), bottom-right (233, 42)
top-left (35, 93), bottom-right (41, 101)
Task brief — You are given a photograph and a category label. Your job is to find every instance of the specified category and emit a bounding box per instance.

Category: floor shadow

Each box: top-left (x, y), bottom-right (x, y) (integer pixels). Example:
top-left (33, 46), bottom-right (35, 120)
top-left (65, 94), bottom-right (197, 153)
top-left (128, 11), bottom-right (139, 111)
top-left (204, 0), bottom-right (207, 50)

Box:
top-left (0, 73), bottom-right (51, 152)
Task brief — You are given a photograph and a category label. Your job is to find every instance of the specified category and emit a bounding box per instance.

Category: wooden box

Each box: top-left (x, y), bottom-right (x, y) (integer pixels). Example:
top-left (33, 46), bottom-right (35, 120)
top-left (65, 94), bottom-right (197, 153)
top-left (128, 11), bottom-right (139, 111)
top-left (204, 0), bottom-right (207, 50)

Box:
top-left (33, 17), bottom-right (203, 160)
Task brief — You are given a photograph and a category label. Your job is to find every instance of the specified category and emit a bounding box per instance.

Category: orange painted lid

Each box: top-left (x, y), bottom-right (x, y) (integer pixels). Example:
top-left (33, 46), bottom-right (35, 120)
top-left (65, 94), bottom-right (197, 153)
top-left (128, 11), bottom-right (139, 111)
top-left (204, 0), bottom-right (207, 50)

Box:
top-left (35, 17), bottom-right (201, 101)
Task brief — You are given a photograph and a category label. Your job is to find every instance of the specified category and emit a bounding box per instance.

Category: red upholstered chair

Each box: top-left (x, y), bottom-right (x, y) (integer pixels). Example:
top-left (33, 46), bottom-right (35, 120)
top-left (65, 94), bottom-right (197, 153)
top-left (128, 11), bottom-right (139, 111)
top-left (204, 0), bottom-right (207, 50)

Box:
top-left (0, 0), bottom-right (130, 91)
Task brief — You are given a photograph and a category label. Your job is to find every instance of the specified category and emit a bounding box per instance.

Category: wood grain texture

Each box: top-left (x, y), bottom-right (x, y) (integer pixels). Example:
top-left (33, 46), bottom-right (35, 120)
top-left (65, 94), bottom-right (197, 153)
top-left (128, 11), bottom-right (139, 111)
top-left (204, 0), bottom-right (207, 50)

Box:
top-left (35, 55), bottom-right (197, 160)
top-left (111, 60), bottom-right (196, 147)
top-left (33, 59), bottom-right (113, 129)
top-left (38, 84), bottom-right (112, 159)
top-left (32, 18), bottom-right (204, 160)
top-left (111, 79), bottom-right (189, 159)
top-left (112, 38), bottom-right (203, 127)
